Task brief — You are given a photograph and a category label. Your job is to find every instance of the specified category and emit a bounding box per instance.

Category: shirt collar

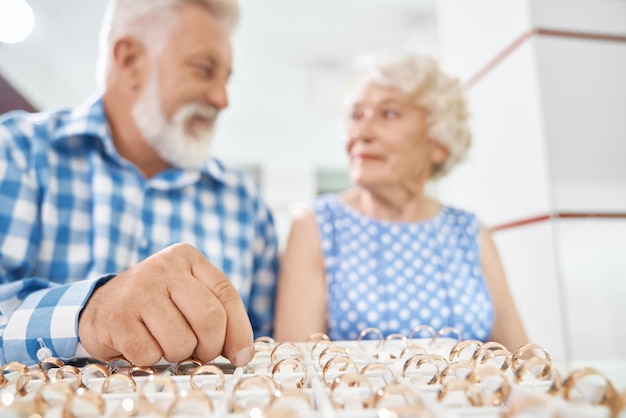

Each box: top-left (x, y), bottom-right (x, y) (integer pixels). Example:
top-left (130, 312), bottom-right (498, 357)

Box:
top-left (50, 95), bottom-right (227, 185)
top-left (50, 94), bottom-right (110, 143)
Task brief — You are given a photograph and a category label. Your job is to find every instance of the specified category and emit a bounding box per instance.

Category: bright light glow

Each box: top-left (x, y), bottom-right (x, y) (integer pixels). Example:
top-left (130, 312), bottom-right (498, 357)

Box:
top-left (0, 0), bottom-right (35, 44)
top-left (287, 201), bottom-right (307, 216)
top-left (121, 398), bottom-right (135, 412)
top-left (1, 392), bottom-right (15, 407)
top-left (249, 408), bottom-right (263, 418)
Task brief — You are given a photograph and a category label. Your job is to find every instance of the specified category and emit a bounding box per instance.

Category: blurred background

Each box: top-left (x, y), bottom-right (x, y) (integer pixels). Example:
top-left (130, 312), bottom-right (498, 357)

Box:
top-left (1, 0), bottom-right (625, 382)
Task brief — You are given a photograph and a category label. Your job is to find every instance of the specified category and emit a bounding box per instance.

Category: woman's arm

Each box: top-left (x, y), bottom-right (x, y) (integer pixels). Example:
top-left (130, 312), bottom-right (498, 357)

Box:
top-left (479, 226), bottom-right (529, 352)
top-left (274, 209), bottom-right (328, 342)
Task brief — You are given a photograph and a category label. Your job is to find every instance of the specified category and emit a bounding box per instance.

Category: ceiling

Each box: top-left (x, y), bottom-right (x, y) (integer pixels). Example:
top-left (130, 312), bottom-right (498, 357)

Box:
top-left (0, 0), bottom-right (438, 168)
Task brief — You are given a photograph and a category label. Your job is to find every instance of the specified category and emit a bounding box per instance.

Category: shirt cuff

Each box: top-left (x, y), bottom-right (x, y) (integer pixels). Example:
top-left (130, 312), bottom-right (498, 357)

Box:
top-left (2, 274), bottom-right (115, 365)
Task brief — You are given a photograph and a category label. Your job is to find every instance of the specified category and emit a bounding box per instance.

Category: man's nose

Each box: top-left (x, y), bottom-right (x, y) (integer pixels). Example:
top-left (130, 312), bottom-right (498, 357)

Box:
top-left (205, 82), bottom-right (228, 110)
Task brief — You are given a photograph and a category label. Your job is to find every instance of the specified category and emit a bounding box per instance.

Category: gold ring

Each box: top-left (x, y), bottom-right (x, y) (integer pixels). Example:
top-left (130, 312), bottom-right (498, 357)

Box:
top-left (432, 326), bottom-right (462, 345)
top-left (254, 340), bottom-right (272, 353)
top-left (112, 397), bottom-right (163, 417)
top-left (329, 372), bottom-right (373, 409)
top-left (610, 390), bottom-right (626, 418)
top-left (270, 342), bottom-right (302, 365)
top-left (174, 357), bottom-right (203, 376)
top-left (247, 342), bottom-right (272, 374)
top-left (440, 361), bottom-right (473, 385)
top-left (255, 336), bottom-right (276, 346)
top-left (512, 343), bottom-right (552, 380)
top-left (55, 365), bottom-right (81, 387)
top-left (15, 369), bottom-right (48, 397)
top-left (139, 374), bottom-right (179, 398)
top-left (382, 333), bottom-right (408, 359)
top-left (318, 345), bottom-right (349, 370)
top-left (101, 373), bottom-right (137, 394)
top-left (360, 362), bottom-right (397, 387)
top-left (357, 327), bottom-right (383, 357)
top-left (501, 395), bottom-right (555, 418)
top-left (310, 338), bottom-right (333, 360)
top-left (167, 390), bottom-right (214, 416)
top-left (449, 339), bottom-right (482, 362)
top-left (305, 332), bottom-right (330, 351)
top-left (467, 366), bottom-right (511, 406)
top-left (0, 361), bottom-right (29, 389)
top-left (408, 325), bottom-right (436, 342)
top-left (470, 341), bottom-right (508, 364)
top-left (231, 375), bottom-right (276, 413)
top-left (190, 364), bottom-right (226, 391)
top-left (478, 348), bottom-right (511, 372)
top-left (271, 358), bottom-right (307, 389)
top-left (129, 365), bottom-right (156, 377)
top-left (426, 354), bottom-right (448, 369)
top-left (373, 382), bottom-right (428, 415)
top-left (401, 354), bottom-right (441, 385)
top-left (268, 388), bottom-right (313, 412)
top-left (0, 401), bottom-right (38, 417)
top-left (322, 355), bottom-right (358, 388)
top-left (34, 381), bottom-right (74, 414)
top-left (38, 356), bottom-right (65, 372)
top-left (106, 356), bottom-right (132, 375)
top-left (400, 343), bottom-right (428, 360)
top-left (514, 356), bottom-right (552, 383)
top-left (547, 368), bottom-right (564, 396)
top-left (437, 378), bottom-right (478, 406)
top-left (62, 389), bottom-right (105, 418)
top-left (563, 367), bottom-right (618, 406)
top-left (78, 363), bottom-right (110, 390)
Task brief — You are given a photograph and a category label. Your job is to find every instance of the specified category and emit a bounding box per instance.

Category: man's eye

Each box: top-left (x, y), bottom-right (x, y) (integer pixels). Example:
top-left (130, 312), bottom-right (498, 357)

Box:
top-left (383, 109), bottom-right (400, 118)
top-left (194, 65), bottom-right (215, 78)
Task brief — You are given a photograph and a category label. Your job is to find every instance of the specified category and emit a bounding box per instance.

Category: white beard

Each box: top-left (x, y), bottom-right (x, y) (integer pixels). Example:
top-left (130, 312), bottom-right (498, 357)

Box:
top-left (132, 73), bottom-right (219, 169)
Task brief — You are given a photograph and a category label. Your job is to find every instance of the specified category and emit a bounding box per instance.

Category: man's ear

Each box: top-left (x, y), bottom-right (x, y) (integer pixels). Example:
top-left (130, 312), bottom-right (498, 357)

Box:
top-left (111, 37), bottom-right (149, 91)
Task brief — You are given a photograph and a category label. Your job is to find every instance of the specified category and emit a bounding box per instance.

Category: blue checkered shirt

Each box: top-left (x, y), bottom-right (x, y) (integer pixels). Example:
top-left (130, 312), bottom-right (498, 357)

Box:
top-left (0, 97), bottom-right (279, 365)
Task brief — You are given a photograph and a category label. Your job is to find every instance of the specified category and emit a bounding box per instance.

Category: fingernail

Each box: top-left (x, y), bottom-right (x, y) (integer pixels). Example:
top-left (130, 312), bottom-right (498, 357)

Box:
top-left (233, 346), bottom-right (252, 366)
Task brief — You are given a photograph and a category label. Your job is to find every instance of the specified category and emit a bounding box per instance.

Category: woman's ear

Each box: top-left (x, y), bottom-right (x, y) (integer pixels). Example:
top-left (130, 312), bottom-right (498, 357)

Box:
top-left (111, 36), bottom-right (149, 91)
top-left (429, 140), bottom-right (450, 166)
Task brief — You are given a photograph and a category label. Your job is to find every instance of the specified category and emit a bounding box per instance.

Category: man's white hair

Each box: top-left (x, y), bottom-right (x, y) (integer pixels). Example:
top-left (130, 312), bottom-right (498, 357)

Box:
top-left (96, 0), bottom-right (239, 88)
top-left (345, 53), bottom-right (471, 180)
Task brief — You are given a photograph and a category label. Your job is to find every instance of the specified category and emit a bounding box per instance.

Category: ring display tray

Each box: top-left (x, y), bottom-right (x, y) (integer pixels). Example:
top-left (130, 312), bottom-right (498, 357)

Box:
top-left (1, 328), bottom-right (623, 417)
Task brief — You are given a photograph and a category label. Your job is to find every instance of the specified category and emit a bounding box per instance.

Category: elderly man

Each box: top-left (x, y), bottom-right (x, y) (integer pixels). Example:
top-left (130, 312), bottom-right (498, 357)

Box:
top-left (0, 0), bottom-right (278, 366)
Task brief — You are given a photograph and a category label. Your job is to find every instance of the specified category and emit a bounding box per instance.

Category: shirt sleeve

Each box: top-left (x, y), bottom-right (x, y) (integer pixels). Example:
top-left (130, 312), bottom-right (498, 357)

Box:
top-left (0, 277), bottom-right (112, 365)
top-left (0, 117), bottom-right (108, 365)
top-left (247, 198), bottom-right (280, 339)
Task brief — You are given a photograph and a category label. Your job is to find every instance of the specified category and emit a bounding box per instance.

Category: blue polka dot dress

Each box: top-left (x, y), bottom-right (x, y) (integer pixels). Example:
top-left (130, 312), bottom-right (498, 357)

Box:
top-left (311, 194), bottom-right (494, 342)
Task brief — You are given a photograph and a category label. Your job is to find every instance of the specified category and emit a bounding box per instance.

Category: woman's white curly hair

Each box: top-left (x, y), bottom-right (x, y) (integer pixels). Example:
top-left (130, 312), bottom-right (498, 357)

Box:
top-left (345, 53), bottom-right (471, 179)
top-left (97, 0), bottom-right (239, 88)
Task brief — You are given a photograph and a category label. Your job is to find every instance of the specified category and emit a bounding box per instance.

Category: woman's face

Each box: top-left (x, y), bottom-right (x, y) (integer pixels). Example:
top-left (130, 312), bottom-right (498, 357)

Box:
top-left (345, 82), bottom-right (448, 190)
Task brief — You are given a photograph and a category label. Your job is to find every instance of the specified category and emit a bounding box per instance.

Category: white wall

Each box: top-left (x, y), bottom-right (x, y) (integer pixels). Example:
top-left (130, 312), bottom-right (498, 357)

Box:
top-left (435, 0), bottom-right (626, 375)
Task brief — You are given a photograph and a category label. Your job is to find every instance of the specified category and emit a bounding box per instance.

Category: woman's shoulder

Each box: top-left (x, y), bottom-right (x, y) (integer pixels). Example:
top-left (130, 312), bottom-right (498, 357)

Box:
top-left (310, 191), bottom-right (366, 231)
top-left (310, 192), bottom-right (352, 215)
top-left (439, 205), bottom-right (481, 234)
top-left (441, 205), bottom-right (478, 220)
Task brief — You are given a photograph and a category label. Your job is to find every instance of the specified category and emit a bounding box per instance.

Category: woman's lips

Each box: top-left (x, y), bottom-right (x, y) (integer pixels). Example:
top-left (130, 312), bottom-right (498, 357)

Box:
top-left (352, 153), bottom-right (383, 162)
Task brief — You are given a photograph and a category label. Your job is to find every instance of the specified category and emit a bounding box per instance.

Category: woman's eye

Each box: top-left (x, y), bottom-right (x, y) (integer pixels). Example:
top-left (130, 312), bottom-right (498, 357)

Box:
top-left (383, 109), bottom-right (400, 118)
top-left (351, 109), bottom-right (363, 120)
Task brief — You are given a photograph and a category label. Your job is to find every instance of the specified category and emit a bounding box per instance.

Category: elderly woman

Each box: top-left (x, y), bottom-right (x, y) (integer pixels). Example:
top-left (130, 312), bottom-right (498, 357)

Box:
top-left (274, 53), bottom-right (528, 351)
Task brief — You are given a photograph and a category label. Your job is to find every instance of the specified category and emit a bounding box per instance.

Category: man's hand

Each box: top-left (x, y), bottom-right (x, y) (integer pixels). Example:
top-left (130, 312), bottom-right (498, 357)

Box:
top-left (78, 243), bottom-right (254, 366)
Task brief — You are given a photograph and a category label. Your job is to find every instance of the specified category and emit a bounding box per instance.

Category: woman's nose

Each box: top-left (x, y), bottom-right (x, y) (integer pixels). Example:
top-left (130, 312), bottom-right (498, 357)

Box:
top-left (349, 114), bottom-right (375, 142)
